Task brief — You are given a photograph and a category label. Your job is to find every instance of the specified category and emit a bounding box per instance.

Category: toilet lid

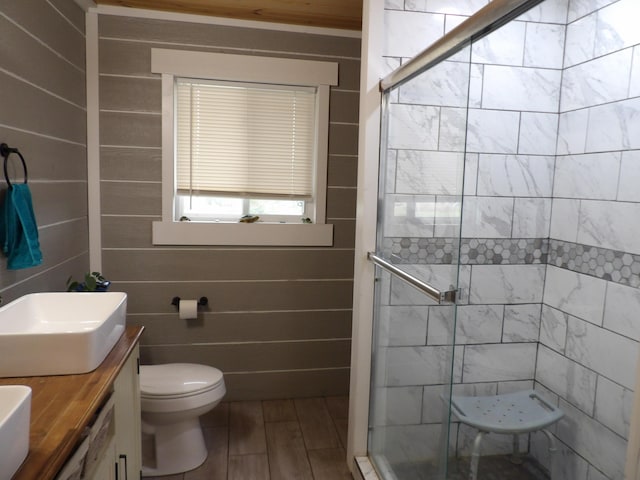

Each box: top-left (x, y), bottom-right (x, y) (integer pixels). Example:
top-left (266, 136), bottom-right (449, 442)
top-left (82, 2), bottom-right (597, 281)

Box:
top-left (140, 363), bottom-right (224, 397)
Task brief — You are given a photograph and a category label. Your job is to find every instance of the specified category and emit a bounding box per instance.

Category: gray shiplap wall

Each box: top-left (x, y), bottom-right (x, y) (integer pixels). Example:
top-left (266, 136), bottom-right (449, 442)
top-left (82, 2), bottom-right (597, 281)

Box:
top-left (0, 0), bottom-right (89, 300)
top-left (97, 14), bottom-right (361, 400)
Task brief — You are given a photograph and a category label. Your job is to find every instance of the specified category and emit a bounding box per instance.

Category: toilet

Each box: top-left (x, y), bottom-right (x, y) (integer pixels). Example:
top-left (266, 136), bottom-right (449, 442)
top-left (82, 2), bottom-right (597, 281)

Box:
top-left (139, 363), bottom-right (226, 477)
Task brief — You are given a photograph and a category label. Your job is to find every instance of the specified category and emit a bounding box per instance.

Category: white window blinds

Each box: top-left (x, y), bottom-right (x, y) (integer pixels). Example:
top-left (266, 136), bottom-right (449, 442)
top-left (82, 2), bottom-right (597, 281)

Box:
top-left (176, 79), bottom-right (317, 198)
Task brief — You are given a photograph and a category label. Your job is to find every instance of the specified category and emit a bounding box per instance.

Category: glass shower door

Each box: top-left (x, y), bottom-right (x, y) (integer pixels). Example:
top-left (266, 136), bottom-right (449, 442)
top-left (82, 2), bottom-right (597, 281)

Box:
top-left (367, 44), bottom-right (472, 480)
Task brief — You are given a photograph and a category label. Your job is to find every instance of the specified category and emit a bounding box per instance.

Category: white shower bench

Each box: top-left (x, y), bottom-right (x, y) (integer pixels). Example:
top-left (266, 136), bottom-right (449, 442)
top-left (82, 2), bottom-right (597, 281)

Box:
top-left (450, 390), bottom-right (564, 480)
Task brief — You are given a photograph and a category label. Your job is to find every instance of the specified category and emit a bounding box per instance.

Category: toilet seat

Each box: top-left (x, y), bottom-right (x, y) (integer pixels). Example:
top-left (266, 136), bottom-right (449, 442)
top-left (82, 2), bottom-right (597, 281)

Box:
top-left (140, 363), bottom-right (224, 399)
top-left (140, 363), bottom-right (226, 415)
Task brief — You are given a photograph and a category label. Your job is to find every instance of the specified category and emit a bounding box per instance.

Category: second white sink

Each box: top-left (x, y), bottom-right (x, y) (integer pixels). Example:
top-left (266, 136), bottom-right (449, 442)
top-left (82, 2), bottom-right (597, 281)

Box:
top-left (0, 385), bottom-right (31, 480)
top-left (0, 292), bottom-right (127, 377)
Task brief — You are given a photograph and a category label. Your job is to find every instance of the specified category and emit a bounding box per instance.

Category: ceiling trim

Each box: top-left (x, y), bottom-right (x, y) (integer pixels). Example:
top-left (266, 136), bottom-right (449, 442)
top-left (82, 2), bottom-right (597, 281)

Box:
top-left (92, 4), bottom-right (362, 38)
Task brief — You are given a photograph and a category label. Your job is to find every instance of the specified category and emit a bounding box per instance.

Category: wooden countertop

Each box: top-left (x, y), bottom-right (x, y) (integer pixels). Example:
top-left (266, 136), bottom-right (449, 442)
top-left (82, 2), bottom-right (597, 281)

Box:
top-left (0, 326), bottom-right (144, 480)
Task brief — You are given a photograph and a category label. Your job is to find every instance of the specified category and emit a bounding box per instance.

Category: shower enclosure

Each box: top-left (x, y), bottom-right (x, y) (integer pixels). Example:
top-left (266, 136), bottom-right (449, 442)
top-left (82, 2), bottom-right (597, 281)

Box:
top-left (368, 39), bottom-right (471, 479)
top-left (357, 0), bottom-right (640, 478)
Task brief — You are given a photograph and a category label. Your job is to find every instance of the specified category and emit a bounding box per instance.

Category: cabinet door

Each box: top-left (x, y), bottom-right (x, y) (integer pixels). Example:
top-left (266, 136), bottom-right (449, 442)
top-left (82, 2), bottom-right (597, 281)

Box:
top-left (113, 344), bottom-right (142, 480)
top-left (88, 439), bottom-right (116, 480)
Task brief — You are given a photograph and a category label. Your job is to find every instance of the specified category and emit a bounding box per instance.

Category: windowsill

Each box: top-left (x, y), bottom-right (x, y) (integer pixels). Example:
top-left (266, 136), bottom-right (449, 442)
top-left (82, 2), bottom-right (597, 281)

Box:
top-left (152, 221), bottom-right (334, 246)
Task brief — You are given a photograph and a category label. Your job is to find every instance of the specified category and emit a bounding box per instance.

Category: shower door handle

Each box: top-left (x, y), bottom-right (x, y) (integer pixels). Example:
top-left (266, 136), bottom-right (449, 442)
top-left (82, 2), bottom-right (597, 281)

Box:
top-left (367, 252), bottom-right (457, 304)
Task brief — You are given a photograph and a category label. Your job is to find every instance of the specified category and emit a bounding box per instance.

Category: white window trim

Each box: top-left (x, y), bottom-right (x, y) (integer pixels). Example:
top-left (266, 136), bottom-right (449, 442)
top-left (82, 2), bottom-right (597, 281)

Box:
top-left (151, 48), bottom-right (338, 246)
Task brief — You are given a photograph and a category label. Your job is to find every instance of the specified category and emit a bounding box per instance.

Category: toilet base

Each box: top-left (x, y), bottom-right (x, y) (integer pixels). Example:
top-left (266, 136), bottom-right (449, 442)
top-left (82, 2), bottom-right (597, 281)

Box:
top-left (141, 417), bottom-right (208, 477)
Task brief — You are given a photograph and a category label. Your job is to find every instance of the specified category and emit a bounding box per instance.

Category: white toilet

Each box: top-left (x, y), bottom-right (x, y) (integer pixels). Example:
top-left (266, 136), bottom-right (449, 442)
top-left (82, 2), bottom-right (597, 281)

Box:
top-left (139, 363), bottom-right (226, 477)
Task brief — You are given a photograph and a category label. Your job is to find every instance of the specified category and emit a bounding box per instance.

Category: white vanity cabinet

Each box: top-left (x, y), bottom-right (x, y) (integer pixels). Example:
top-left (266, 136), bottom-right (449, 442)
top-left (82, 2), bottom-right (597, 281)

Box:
top-left (113, 344), bottom-right (142, 480)
top-left (3, 327), bottom-right (144, 480)
top-left (84, 344), bottom-right (141, 480)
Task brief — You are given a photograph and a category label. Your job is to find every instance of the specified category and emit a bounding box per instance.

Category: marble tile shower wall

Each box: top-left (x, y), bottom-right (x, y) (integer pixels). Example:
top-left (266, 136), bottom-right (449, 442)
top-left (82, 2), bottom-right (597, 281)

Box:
top-left (379, 0), bottom-right (640, 476)
top-left (378, 0), bottom-right (568, 460)
top-left (530, 0), bottom-right (640, 478)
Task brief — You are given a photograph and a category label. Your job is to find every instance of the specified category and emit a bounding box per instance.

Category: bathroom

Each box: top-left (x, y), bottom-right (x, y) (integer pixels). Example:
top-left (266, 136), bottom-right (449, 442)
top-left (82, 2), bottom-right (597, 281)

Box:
top-left (1, 0), bottom-right (639, 479)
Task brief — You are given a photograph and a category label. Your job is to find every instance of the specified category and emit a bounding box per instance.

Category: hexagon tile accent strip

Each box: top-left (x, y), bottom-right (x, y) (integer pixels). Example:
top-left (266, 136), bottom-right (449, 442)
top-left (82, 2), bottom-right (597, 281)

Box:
top-left (382, 237), bottom-right (640, 288)
top-left (548, 239), bottom-right (640, 288)
top-left (382, 237), bottom-right (460, 264)
top-left (461, 238), bottom-right (548, 265)
top-left (382, 237), bottom-right (548, 266)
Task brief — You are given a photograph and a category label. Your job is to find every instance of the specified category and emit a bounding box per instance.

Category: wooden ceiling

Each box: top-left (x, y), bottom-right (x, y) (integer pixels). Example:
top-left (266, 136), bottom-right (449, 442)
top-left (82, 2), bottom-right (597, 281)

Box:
top-left (94, 0), bottom-right (363, 30)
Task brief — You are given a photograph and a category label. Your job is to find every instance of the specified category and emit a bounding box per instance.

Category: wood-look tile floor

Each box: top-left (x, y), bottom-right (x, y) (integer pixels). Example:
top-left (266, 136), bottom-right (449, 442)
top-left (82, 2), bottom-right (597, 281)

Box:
top-left (145, 396), bottom-right (352, 480)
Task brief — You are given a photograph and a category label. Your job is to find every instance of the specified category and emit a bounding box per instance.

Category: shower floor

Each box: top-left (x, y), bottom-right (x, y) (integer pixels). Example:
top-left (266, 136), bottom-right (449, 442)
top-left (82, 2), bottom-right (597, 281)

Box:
top-left (391, 454), bottom-right (549, 480)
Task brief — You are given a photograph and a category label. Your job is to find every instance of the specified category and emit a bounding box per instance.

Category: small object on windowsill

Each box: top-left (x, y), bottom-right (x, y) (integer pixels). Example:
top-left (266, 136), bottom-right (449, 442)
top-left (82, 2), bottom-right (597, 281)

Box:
top-left (179, 216), bottom-right (191, 221)
top-left (301, 217), bottom-right (312, 223)
top-left (239, 215), bottom-right (259, 223)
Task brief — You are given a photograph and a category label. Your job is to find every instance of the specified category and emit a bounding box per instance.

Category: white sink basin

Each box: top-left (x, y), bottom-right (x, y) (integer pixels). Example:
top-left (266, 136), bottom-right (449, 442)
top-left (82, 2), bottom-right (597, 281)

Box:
top-left (0, 385), bottom-right (31, 480)
top-left (0, 292), bottom-right (127, 377)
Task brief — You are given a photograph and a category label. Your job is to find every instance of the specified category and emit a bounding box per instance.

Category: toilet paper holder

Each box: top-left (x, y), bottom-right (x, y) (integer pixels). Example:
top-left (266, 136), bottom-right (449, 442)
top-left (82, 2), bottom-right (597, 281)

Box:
top-left (171, 296), bottom-right (208, 307)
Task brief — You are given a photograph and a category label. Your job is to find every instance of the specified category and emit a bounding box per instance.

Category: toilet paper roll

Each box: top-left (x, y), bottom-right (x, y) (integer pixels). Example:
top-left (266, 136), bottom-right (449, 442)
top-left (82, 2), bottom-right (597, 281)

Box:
top-left (178, 299), bottom-right (198, 320)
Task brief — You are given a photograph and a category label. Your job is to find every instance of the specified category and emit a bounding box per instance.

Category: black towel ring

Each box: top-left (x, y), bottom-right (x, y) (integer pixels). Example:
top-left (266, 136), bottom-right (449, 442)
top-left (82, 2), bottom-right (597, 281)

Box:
top-left (0, 143), bottom-right (28, 189)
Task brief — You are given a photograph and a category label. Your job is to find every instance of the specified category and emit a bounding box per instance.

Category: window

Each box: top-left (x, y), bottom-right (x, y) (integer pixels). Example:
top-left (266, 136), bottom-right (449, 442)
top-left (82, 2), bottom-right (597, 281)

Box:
top-left (150, 49), bottom-right (338, 246)
top-left (175, 79), bottom-right (315, 223)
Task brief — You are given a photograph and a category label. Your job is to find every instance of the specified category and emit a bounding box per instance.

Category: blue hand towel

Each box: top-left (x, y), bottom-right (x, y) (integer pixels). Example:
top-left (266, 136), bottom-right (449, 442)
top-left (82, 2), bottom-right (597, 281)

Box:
top-left (0, 184), bottom-right (42, 270)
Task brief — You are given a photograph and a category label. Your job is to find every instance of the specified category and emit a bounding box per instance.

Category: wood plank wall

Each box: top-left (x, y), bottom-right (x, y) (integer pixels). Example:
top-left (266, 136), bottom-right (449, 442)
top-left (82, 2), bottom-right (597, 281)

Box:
top-left (97, 14), bottom-right (361, 400)
top-left (0, 1), bottom-right (89, 301)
